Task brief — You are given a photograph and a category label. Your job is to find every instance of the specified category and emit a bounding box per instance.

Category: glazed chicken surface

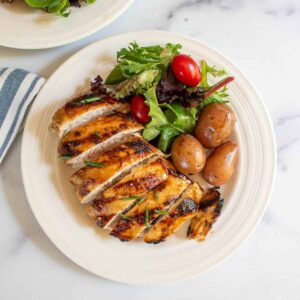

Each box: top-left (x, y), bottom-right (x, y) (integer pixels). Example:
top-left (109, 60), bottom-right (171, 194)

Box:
top-left (51, 91), bottom-right (223, 243)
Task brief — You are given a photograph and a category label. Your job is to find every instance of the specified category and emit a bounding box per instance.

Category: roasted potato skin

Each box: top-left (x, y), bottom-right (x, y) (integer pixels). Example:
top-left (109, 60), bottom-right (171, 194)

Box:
top-left (195, 103), bottom-right (236, 148)
top-left (171, 134), bottom-right (206, 176)
top-left (203, 141), bottom-right (239, 186)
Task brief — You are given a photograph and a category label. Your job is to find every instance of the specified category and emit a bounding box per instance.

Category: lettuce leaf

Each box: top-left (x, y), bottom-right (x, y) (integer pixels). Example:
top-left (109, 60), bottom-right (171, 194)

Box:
top-left (105, 70), bottom-right (159, 99)
top-left (24, 0), bottom-right (95, 16)
top-left (161, 102), bottom-right (197, 133)
top-left (156, 68), bottom-right (205, 107)
top-left (105, 42), bottom-right (181, 84)
top-left (200, 60), bottom-right (227, 88)
top-left (158, 125), bottom-right (181, 153)
top-left (142, 88), bottom-right (197, 152)
top-left (25, 0), bottom-right (71, 16)
top-left (143, 87), bottom-right (168, 127)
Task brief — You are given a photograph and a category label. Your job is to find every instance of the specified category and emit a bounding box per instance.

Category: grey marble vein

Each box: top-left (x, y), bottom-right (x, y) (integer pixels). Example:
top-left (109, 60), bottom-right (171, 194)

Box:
top-left (166, 0), bottom-right (299, 21)
top-left (8, 234), bottom-right (27, 256)
top-left (262, 209), bottom-right (300, 241)
top-left (274, 112), bottom-right (300, 171)
top-left (276, 113), bottom-right (300, 126)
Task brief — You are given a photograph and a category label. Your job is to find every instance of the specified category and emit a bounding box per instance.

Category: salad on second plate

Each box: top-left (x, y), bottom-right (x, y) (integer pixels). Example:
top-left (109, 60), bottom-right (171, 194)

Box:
top-left (2, 0), bottom-right (96, 16)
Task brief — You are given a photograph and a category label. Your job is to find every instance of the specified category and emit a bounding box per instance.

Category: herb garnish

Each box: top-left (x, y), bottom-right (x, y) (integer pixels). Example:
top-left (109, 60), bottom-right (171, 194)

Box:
top-left (154, 191), bottom-right (159, 199)
top-left (80, 96), bottom-right (101, 104)
top-left (59, 155), bottom-right (72, 160)
top-left (120, 213), bottom-right (131, 221)
top-left (145, 208), bottom-right (150, 228)
top-left (137, 197), bottom-right (146, 205)
top-left (94, 131), bottom-right (101, 138)
top-left (84, 161), bottom-right (105, 168)
top-left (121, 196), bottom-right (140, 201)
top-left (154, 209), bottom-right (168, 215)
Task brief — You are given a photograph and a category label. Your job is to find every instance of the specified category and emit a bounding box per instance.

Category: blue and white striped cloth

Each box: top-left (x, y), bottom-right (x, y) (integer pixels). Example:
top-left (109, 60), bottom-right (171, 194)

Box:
top-left (0, 68), bottom-right (45, 164)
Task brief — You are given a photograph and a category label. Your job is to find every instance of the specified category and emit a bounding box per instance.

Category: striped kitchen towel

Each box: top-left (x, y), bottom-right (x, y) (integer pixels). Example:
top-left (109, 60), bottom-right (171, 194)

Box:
top-left (0, 68), bottom-right (45, 164)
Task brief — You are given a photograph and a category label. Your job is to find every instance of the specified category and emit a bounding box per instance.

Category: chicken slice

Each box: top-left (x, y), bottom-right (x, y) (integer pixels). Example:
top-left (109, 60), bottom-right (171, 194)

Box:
top-left (58, 113), bottom-right (143, 167)
top-left (187, 188), bottom-right (224, 241)
top-left (143, 183), bottom-right (203, 244)
top-left (110, 172), bottom-right (191, 242)
top-left (69, 135), bottom-right (162, 204)
top-left (50, 93), bottom-right (129, 138)
top-left (86, 160), bottom-right (168, 228)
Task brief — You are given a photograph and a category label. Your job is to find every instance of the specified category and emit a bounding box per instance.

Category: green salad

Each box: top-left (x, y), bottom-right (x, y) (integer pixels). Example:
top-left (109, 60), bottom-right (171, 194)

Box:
top-left (4, 0), bottom-right (96, 16)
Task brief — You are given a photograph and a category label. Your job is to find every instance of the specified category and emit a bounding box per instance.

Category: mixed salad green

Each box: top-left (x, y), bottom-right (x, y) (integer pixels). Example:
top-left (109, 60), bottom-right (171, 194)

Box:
top-left (21, 0), bottom-right (95, 16)
top-left (102, 42), bottom-right (234, 153)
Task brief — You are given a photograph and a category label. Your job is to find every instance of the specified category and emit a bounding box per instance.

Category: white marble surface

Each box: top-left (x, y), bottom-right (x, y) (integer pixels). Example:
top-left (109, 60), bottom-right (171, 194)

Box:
top-left (0, 0), bottom-right (299, 299)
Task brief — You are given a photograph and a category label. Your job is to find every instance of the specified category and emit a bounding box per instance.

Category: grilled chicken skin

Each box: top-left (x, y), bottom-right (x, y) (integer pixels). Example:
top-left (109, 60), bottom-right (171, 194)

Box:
top-left (50, 94), bottom-right (129, 138)
top-left (69, 135), bottom-right (162, 204)
top-left (187, 188), bottom-right (223, 241)
top-left (143, 183), bottom-right (203, 244)
top-left (58, 113), bottom-right (143, 167)
top-left (86, 160), bottom-right (168, 228)
top-left (110, 172), bottom-right (191, 242)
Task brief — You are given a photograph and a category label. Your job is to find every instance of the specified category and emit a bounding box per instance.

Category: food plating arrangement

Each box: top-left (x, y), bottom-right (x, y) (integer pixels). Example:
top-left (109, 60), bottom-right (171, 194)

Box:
top-left (50, 42), bottom-right (239, 243)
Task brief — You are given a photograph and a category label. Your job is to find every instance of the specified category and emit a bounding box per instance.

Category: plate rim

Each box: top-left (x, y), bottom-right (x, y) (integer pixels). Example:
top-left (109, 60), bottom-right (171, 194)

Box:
top-left (21, 30), bottom-right (277, 285)
top-left (0, 0), bottom-right (134, 49)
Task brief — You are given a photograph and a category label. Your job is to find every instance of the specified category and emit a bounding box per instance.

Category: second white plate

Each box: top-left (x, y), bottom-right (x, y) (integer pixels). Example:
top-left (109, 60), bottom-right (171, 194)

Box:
top-left (0, 0), bottom-right (133, 49)
top-left (21, 31), bottom-right (276, 285)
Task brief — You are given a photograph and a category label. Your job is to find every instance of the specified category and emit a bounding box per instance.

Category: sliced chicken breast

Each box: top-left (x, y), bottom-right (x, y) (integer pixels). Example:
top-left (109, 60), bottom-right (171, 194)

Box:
top-left (143, 183), bottom-right (203, 244)
top-left (50, 93), bottom-right (129, 138)
top-left (110, 172), bottom-right (191, 242)
top-left (86, 160), bottom-right (168, 228)
top-left (58, 113), bottom-right (143, 167)
top-left (187, 188), bottom-right (223, 241)
top-left (69, 135), bottom-right (162, 204)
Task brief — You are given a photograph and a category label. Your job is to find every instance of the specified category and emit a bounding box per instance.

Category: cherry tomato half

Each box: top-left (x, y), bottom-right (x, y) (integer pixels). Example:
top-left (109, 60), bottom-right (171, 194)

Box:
top-left (171, 54), bottom-right (202, 87)
top-left (130, 95), bottom-right (150, 123)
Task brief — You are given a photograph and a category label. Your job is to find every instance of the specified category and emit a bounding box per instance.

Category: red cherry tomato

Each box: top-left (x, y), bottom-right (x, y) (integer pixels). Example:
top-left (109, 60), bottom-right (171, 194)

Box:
top-left (130, 95), bottom-right (150, 123)
top-left (171, 54), bottom-right (202, 87)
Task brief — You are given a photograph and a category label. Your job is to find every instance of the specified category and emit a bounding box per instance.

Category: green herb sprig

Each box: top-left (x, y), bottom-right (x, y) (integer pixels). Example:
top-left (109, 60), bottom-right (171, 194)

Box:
top-left (145, 208), bottom-right (150, 228)
top-left (121, 196), bottom-right (140, 201)
top-left (80, 96), bottom-right (101, 104)
top-left (59, 155), bottom-right (72, 160)
top-left (84, 161), bottom-right (105, 168)
top-left (154, 209), bottom-right (168, 216)
top-left (94, 131), bottom-right (101, 138)
top-left (120, 213), bottom-right (131, 221)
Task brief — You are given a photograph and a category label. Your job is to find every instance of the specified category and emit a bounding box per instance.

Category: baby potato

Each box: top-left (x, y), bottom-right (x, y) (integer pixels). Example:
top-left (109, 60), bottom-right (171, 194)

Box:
top-left (195, 103), bottom-right (236, 148)
top-left (203, 141), bottom-right (239, 186)
top-left (171, 134), bottom-right (206, 176)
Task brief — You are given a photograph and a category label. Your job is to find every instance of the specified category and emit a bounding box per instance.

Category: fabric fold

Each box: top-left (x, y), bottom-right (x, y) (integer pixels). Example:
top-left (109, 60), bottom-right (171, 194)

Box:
top-left (0, 68), bottom-right (45, 164)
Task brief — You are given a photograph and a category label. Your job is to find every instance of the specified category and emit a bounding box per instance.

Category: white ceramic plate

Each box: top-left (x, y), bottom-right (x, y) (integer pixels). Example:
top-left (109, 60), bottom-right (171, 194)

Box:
top-left (0, 0), bottom-right (133, 49)
top-left (21, 31), bottom-right (276, 285)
